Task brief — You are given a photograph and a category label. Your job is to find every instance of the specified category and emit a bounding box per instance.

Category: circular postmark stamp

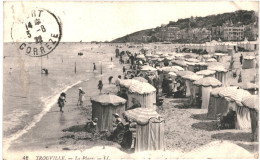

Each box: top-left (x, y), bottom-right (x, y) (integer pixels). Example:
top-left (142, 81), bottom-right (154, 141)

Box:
top-left (11, 8), bottom-right (62, 57)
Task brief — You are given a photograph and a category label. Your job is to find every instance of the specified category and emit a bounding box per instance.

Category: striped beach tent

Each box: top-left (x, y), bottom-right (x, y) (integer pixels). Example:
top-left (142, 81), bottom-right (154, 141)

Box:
top-left (91, 94), bottom-right (126, 132)
top-left (196, 70), bottom-right (216, 77)
top-left (242, 95), bottom-right (259, 141)
top-left (182, 74), bottom-right (203, 101)
top-left (194, 77), bottom-right (222, 109)
top-left (127, 82), bottom-right (156, 110)
top-left (219, 88), bottom-right (252, 130)
top-left (124, 108), bottom-right (165, 152)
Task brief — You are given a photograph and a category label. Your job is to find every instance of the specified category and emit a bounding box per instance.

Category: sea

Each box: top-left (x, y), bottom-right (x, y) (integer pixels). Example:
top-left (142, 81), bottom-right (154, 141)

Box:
top-left (3, 42), bottom-right (120, 148)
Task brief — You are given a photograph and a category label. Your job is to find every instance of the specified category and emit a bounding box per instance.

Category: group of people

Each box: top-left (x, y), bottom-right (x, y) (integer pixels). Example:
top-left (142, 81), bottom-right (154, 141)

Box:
top-left (57, 87), bottom-right (86, 112)
top-left (108, 113), bottom-right (135, 150)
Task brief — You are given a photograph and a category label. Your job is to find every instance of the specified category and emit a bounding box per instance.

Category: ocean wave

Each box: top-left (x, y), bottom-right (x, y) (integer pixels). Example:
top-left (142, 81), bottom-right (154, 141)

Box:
top-left (3, 80), bottom-right (84, 152)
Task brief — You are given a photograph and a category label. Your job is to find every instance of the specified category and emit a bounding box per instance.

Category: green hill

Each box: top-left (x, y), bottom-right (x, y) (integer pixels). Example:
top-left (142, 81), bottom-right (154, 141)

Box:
top-left (111, 10), bottom-right (257, 43)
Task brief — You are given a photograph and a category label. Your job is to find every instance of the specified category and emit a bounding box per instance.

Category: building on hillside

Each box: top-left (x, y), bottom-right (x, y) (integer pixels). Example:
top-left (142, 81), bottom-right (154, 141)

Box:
top-left (223, 25), bottom-right (245, 41)
top-left (211, 26), bottom-right (224, 40)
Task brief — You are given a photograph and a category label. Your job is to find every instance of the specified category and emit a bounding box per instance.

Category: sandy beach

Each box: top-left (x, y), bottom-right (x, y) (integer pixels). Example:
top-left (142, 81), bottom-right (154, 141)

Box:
top-left (3, 44), bottom-right (257, 159)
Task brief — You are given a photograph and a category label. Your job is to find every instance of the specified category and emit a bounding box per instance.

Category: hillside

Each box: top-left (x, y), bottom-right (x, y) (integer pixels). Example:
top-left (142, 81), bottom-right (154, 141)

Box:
top-left (111, 10), bottom-right (257, 43)
top-left (112, 29), bottom-right (152, 43)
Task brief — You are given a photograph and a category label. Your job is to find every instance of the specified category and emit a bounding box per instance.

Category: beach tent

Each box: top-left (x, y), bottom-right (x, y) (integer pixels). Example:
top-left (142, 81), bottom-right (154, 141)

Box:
top-left (237, 82), bottom-right (258, 95)
top-left (206, 58), bottom-right (217, 62)
top-left (140, 65), bottom-right (158, 77)
top-left (127, 82), bottom-right (156, 110)
top-left (242, 56), bottom-right (256, 69)
top-left (196, 70), bottom-right (216, 77)
top-left (208, 65), bottom-right (228, 87)
top-left (242, 95), bottom-right (259, 141)
top-left (171, 60), bottom-right (188, 70)
top-left (182, 74), bottom-right (203, 101)
top-left (124, 108), bottom-right (164, 152)
top-left (119, 79), bottom-right (139, 95)
top-left (208, 87), bottom-right (227, 119)
top-left (194, 77), bottom-right (222, 109)
top-left (91, 94), bottom-right (126, 132)
top-left (218, 88), bottom-right (251, 130)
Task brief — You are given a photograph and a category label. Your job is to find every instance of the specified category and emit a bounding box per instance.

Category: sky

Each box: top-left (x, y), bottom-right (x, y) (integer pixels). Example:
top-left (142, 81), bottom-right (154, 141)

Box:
top-left (4, 1), bottom-right (259, 42)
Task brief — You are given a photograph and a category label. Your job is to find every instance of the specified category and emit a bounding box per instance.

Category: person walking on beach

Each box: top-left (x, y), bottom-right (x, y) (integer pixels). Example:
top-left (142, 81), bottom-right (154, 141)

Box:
top-left (77, 87), bottom-right (85, 106)
top-left (98, 80), bottom-right (103, 93)
top-left (240, 54), bottom-right (243, 65)
top-left (108, 76), bottom-right (113, 85)
top-left (58, 92), bottom-right (66, 112)
top-left (111, 57), bottom-right (113, 62)
top-left (93, 63), bottom-right (96, 72)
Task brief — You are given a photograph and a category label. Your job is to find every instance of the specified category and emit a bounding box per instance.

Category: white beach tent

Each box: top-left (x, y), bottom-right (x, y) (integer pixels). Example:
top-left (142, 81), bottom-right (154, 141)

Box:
top-left (194, 77), bottom-right (222, 109)
top-left (91, 94), bottom-right (126, 132)
top-left (119, 79), bottom-right (139, 95)
top-left (182, 74), bottom-right (203, 101)
top-left (218, 87), bottom-right (251, 130)
top-left (242, 56), bottom-right (256, 69)
top-left (124, 108), bottom-right (165, 152)
top-left (196, 70), bottom-right (216, 78)
top-left (207, 86), bottom-right (241, 119)
top-left (127, 82), bottom-right (156, 110)
top-left (208, 64), bottom-right (228, 87)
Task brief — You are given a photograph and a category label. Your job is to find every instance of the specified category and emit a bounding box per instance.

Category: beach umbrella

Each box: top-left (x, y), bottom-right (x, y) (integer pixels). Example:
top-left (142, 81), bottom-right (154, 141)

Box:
top-left (161, 66), bottom-right (179, 73)
top-left (196, 70), bottom-right (216, 77)
top-left (145, 53), bottom-right (153, 57)
top-left (119, 79), bottom-right (140, 88)
top-left (218, 87), bottom-right (239, 98)
top-left (172, 60), bottom-right (187, 67)
top-left (208, 62), bottom-right (225, 67)
top-left (151, 55), bottom-right (160, 58)
top-left (225, 89), bottom-right (251, 106)
top-left (208, 65), bottom-right (228, 72)
top-left (182, 74), bottom-right (203, 81)
top-left (124, 107), bottom-right (161, 125)
top-left (141, 65), bottom-right (157, 71)
top-left (168, 72), bottom-right (177, 77)
top-left (207, 58), bottom-right (217, 62)
top-left (165, 56), bottom-right (175, 60)
top-left (172, 65), bottom-right (184, 71)
top-left (129, 82), bottom-right (156, 94)
top-left (133, 77), bottom-right (148, 83)
top-left (214, 53), bottom-right (226, 56)
top-left (186, 58), bottom-right (200, 63)
top-left (194, 77), bottom-right (222, 87)
top-left (176, 70), bottom-right (195, 77)
top-left (136, 54), bottom-right (146, 59)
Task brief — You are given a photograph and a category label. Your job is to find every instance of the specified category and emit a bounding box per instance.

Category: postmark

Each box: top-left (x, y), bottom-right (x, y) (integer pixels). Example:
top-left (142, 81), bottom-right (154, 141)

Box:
top-left (11, 8), bottom-right (62, 57)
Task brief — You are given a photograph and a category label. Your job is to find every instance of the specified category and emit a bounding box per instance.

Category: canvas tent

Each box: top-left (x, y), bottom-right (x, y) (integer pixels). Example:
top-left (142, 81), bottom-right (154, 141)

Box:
top-left (182, 74), bottom-right (203, 103)
top-left (242, 56), bottom-right (256, 69)
top-left (127, 82), bottom-right (157, 110)
top-left (196, 70), bottom-right (216, 77)
top-left (91, 94), bottom-right (126, 132)
top-left (218, 88), bottom-right (251, 130)
top-left (208, 65), bottom-right (228, 87)
top-left (194, 77), bottom-right (222, 109)
top-left (124, 108), bottom-right (165, 152)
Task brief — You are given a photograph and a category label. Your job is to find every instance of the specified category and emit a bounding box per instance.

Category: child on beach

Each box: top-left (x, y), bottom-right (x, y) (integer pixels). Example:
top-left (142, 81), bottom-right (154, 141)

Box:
top-left (108, 76), bottom-right (113, 85)
top-left (77, 87), bottom-right (85, 106)
top-left (93, 63), bottom-right (96, 72)
top-left (58, 92), bottom-right (66, 112)
top-left (98, 80), bottom-right (103, 93)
